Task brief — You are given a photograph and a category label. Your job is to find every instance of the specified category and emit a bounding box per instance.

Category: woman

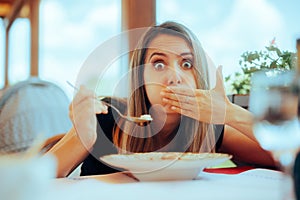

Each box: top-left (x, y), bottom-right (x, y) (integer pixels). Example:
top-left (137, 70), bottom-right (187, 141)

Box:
top-left (48, 21), bottom-right (275, 178)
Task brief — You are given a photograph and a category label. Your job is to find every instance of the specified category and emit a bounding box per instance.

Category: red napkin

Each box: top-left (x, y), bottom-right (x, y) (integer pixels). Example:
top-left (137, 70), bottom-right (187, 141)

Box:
top-left (203, 166), bottom-right (255, 174)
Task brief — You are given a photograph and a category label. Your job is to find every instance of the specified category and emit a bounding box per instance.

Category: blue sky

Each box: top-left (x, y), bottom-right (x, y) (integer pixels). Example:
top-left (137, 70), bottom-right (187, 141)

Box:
top-left (1, 0), bottom-right (299, 97)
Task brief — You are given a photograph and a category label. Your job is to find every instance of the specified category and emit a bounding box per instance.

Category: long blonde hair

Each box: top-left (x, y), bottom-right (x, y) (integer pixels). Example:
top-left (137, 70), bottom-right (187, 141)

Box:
top-left (113, 21), bottom-right (215, 153)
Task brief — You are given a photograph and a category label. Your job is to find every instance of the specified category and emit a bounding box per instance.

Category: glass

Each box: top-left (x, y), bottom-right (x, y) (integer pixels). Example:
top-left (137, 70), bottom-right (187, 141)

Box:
top-left (249, 69), bottom-right (300, 200)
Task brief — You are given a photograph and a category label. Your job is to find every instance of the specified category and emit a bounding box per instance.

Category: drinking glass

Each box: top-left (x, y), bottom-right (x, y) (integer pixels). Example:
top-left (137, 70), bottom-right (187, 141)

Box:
top-left (249, 69), bottom-right (300, 200)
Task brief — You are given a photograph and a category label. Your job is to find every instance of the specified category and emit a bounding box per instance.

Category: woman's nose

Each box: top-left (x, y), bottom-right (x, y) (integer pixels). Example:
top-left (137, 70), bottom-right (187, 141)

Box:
top-left (168, 77), bottom-right (182, 85)
top-left (167, 66), bottom-right (183, 86)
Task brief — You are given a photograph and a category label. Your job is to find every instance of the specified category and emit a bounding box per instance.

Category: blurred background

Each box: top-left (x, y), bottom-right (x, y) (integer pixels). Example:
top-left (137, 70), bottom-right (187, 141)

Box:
top-left (0, 0), bottom-right (299, 99)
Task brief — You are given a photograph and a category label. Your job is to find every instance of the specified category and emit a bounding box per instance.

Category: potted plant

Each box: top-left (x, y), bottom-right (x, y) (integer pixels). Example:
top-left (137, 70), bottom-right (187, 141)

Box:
top-left (225, 38), bottom-right (297, 108)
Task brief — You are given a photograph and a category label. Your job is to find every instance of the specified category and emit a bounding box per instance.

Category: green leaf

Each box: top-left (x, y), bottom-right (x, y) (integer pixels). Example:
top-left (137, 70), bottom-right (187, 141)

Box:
top-left (225, 39), bottom-right (296, 95)
top-left (275, 48), bottom-right (282, 56)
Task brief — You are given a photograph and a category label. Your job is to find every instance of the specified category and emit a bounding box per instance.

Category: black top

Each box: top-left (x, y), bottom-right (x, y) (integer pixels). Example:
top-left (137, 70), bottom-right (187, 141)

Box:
top-left (80, 98), bottom-right (224, 176)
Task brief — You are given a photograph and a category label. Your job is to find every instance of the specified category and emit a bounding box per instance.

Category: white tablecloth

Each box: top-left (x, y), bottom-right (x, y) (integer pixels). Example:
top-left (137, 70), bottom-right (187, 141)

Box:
top-left (43, 169), bottom-right (285, 200)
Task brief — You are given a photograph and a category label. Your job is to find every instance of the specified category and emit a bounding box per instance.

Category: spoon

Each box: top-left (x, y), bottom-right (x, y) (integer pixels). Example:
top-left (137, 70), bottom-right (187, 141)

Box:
top-left (66, 81), bottom-right (153, 126)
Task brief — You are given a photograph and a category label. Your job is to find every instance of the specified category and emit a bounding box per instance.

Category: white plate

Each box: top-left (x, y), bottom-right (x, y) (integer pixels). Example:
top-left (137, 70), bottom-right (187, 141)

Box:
top-left (100, 152), bottom-right (232, 181)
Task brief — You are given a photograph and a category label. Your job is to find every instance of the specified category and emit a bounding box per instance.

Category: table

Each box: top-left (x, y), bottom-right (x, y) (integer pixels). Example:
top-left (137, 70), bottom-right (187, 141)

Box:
top-left (42, 167), bottom-right (286, 200)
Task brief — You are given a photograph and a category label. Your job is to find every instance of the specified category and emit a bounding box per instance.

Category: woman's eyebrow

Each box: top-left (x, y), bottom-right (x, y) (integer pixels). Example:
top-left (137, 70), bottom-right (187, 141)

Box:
top-left (149, 52), bottom-right (167, 60)
top-left (149, 52), bottom-right (193, 60)
top-left (180, 52), bottom-right (193, 57)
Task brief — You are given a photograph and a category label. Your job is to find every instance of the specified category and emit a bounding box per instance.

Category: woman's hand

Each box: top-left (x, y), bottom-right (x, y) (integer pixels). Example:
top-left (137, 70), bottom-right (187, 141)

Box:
top-left (69, 86), bottom-right (108, 149)
top-left (160, 66), bottom-right (231, 124)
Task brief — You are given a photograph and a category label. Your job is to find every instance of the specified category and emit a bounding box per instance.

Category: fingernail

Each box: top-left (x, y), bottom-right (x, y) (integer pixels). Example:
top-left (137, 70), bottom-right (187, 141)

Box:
top-left (160, 91), bottom-right (165, 95)
top-left (162, 98), bottom-right (168, 102)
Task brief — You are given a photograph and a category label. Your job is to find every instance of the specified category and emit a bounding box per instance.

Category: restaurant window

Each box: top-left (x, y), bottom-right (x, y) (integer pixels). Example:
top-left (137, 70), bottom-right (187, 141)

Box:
top-left (39, 0), bottom-right (122, 98)
top-left (8, 18), bottom-right (31, 85)
top-left (0, 18), bottom-right (4, 88)
top-left (156, 0), bottom-right (300, 79)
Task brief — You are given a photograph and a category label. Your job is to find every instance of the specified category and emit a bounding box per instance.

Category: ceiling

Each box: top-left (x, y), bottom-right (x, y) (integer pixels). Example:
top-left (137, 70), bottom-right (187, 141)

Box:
top-left (0, 0), bottom-right (30, 24)
top-left (0, 0), bottom-right (32, 30)
top-left (0, 0), bottom-right (15, 18)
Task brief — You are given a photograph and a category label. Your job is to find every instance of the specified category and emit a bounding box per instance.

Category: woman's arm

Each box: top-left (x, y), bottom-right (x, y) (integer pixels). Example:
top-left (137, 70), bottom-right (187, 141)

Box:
top-left (46, 86), bottom-right (108, 178)
top-left (225, 102), bottom-right (257, 141)
top-left (219, 125), bottom-right (276, 167)
top-left (46, 127), bottom-right (90, 178)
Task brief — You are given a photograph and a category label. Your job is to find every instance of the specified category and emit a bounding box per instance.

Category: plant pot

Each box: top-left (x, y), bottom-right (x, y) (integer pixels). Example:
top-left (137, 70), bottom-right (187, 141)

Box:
top-left (228, 94), bottom-right (249, 109)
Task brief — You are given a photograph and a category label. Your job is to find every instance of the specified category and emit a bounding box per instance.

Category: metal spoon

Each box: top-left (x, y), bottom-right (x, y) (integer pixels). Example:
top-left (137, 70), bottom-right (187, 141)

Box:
top-left (66, 81), bottom-right (152, 126)
top-left (101, 101), bottom-right (153, 126)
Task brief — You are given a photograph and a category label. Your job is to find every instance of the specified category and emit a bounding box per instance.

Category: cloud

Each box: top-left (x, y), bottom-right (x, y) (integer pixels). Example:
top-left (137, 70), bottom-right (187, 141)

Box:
top-left (40, 1), bottom-right (119, 50)
top-left (202, 0), bottom-right (285, 75)
top-left (86, 3), bottom-right (119, 28)
top-left (39, 0), bottom-right (121, 70)
top-left (157, 0), bottom-right (286, 75)
top-left (39, 0), bottom-right (121, 95)
top-left (40, 1), bottom-right (92, 49)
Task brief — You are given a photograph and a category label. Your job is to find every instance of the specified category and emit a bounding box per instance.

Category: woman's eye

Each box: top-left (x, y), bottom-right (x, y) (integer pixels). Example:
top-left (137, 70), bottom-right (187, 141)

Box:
top-left (182, 61), bottom-right (193, 69)
top-left (153, 62), bottom-right (165, 70)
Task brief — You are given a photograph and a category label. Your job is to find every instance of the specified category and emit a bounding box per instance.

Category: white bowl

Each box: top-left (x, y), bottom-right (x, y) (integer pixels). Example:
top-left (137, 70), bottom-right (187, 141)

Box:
top-left (100, 152), bottom-right (232, 181)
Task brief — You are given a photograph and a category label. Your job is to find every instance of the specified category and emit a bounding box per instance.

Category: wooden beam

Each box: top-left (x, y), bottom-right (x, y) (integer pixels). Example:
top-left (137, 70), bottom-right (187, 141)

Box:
top-left (122, 0), bottom-right (156, 62)
top-left (29, 0), bottom-right (39, 77)
top-left (122, 0), bottom-right (156, 30)
top-left (0, 0), bottom-right (14, 3)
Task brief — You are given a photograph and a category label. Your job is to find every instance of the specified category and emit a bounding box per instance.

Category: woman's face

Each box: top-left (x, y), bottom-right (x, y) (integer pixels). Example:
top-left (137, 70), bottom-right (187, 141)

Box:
top-left (143, 34), bottom-right (197, 114)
